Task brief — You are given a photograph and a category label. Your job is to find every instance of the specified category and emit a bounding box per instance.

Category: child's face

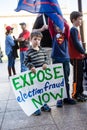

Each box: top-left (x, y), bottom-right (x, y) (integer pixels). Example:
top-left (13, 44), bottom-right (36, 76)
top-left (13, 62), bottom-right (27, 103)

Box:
top-left (73, 16), bottom-right (82, 27)
top-left (31, 36), bottom-right (41, 47)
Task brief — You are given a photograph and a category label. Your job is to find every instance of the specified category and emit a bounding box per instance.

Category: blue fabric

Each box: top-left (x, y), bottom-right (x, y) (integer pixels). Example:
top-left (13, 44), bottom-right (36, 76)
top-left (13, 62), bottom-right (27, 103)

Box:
top-left (46, 13), bottom-right (64, 31)
top-left (56, 100), bottom-right (63, 107)
top-left (8, 52), bottom-right (15, 67)
top-left (51, 37), bottom-right (70, 63)
top-left (15, 0), bottom-right (62, 14)
top-left (70, 27), bottom-right (85, 54)
top-left (20, 51), bottom-right (28, 72)
top-left (15, 0), bottom-right (64, 31)
top-left (5, 35), bottom-right (15, 56)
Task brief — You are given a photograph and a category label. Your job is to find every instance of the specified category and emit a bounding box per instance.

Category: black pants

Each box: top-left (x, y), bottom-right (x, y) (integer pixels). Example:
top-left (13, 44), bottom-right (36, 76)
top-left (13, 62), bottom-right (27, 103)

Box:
top-left (71, 59), bottom-right (83, 97)
top-left (83, 57), bottom-right (87, 76)
top-left (53, 59), bottom-right (70, 98)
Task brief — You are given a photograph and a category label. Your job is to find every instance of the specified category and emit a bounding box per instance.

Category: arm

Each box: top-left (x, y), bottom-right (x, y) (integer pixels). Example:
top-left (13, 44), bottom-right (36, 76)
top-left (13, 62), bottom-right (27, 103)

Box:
top-left (7, 36), bottom-right (15, 46)
top-left (43, 51), bottom-right (48, 65)
top-left (24, 51), bottom-right (34, 69)
top-left (18, 31), bottom-right (30, 42)
top-left (32, 15), bottom-right (48, 32)
top-left (70, 28), bottom-right (85, 54)
top-left (24, 51), bottom-right (36, 73)
top-left (18, 34), bottom-right (25, 42)
top-left (48, 18), bottom-right (55, 38)
top-left (32, 25), bottom-right (48, 33)
top-left (64, 21), bottom-right (70, 40)
top-left (17, 37), bottom-right (24, 42)
top-left (42, 50), bottom-right (48, 70)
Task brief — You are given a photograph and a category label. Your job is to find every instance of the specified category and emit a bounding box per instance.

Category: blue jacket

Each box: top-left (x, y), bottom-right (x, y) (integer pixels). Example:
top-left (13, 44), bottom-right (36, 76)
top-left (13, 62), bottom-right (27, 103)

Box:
top-left (51, 36), bottom-right (70, 63)
top-left (69, 27), bottom-right (85, 59)
top-left (49, 19), bottom-right (70, 63)
top-left (5, 35), bottom-right (15, 56)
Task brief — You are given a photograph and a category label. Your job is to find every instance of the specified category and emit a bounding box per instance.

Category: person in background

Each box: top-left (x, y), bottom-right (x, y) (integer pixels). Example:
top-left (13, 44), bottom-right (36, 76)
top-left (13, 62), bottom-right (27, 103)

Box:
top-left (13, 36), bottom-right (19, 59)
top-left (48, 18), bottom-right (76, 107)
top-left (32, 14), bottom-right (52, 64)
top-left (0, 45), bottom-right (3, 63)
top-left (24, 31), bottom-right (51, 116)
top-left (17, 22), bottom-right (30, 72)
top-left (69, 11), bottom-right (87, 101)
top-left (5, 26), bottom-right (16, 77)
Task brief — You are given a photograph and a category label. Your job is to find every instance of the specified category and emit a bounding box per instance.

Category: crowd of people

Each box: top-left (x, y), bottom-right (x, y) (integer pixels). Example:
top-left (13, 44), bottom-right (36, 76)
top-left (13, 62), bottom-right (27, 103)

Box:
top-left (5, 11), bottom-right (87, 116)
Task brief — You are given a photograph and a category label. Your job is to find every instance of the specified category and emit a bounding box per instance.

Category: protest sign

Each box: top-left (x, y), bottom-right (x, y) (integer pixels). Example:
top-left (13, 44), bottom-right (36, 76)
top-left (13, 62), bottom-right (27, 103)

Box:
top-left (10, 64), bottom-right (66, 116)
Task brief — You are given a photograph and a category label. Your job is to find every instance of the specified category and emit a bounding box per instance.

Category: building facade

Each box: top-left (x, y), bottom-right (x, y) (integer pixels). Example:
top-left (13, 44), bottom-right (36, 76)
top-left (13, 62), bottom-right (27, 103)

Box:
top-left (0, 10), bottom-right (87, 59)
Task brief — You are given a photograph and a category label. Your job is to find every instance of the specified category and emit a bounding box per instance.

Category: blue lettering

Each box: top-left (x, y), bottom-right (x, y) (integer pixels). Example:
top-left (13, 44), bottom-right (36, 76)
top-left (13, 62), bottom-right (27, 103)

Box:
top-left (16, 79), bottom-right (64, 103)
top-left (17, 96), bottom-right (22, 102)
top-left (61, 78), bottom-right (64, 86)
top-left (28, 91), bottom-right (32, 97)
top-left (23, 93), bottom-right (28, 99)
top-left (44, 82), bottom-right (49, 91)
top-left (17, 91), bottom-right (25, 102)
top-left (32, 88), bottom-right (37, 96)
top-left (37, 89), bottom-right (43, 94)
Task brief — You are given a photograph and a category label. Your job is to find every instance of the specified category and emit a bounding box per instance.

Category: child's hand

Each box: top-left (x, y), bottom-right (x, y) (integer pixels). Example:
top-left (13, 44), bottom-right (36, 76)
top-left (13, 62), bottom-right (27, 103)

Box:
top-left (31, 67), bottom-right (36, 73)
top-left (42, 64), bottom-right (47, 70)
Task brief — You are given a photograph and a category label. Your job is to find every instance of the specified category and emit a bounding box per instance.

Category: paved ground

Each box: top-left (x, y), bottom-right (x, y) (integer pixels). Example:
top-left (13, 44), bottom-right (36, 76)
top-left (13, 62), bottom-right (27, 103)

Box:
top-left (0, 61), bottom-right (87, 130)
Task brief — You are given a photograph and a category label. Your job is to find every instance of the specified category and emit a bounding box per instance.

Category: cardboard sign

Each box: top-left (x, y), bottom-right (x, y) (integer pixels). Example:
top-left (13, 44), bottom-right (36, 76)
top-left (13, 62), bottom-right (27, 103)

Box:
top-left (10, 64), bottom-right (66, 116)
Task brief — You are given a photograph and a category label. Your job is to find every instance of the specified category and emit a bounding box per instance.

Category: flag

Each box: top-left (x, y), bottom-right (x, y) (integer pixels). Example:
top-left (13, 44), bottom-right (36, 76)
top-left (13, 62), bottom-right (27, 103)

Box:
top-left (46, 13), bottom-right (64, 32)
top-left (15, 0), bottom-right (64, 31)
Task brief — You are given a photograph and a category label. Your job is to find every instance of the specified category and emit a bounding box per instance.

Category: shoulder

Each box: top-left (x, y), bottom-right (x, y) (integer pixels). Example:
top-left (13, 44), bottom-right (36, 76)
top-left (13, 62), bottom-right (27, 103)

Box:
top-left (6, 35), bottom-right (13, 40)
top-left (40, 47), bottom-right (46, 53)
top-left (70, 27), bottom-right (78, 36)
top-left (26, 48), bottom-right (35, 54)
top-left (25, 30), bottom-right (30, 33)
top-left (23, 30), bottom-right (30, 35)
top-left (25, 30), bottom-right (30, 37)
top-left (70, 27), bottom-right (78, 32)
top-left (6, 35), bottom-right (11, 38)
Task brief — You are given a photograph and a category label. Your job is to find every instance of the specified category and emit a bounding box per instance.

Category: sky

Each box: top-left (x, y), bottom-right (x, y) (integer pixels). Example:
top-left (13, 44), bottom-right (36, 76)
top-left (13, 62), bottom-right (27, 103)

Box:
top-left (0, 0), bottom-right (18, 13)
top-left (0, 0), bottom-right (87, 13)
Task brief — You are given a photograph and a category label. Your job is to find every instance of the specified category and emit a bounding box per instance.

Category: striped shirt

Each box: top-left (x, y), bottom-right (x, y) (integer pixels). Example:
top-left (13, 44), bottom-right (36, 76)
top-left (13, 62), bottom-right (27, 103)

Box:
top-left (24, 47), bottom-right (48, 69)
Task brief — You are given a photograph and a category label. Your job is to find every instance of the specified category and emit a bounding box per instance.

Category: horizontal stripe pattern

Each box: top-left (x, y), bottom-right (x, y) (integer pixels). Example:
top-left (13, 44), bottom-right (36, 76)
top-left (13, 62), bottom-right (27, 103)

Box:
top-left (24, 47), bottom-right (48, 69)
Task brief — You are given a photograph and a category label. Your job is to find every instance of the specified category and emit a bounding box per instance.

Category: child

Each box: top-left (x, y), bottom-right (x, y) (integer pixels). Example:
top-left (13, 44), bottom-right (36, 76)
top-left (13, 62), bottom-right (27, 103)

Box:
top-left (24, 31), bottom-right (51, 116)
top-left (69, 11), bottom-right (87, 101)
top-left (48, 19), bottom-right (76, 107)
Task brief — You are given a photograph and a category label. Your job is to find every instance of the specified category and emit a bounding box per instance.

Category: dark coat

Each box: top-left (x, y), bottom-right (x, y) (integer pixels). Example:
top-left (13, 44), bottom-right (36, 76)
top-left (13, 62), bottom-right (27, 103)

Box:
top-left (13, 40), bottom-right (19, 59)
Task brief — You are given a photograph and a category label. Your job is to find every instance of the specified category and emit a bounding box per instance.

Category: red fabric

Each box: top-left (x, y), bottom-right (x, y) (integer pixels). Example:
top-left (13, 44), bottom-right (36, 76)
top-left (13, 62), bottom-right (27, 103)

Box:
top-left (6, 26), bottom-right (13, 31)
top-left (69, 31), bottom-right (84, 59)
top-left (19, 30), bottom-right (30, 40)
top-left (64, 21), bottom-right (70, 41)
top-left (19, 30), bottom-right (30, 51)
top-left (48, 18), bottom-right (55, 38)
top-left (20, 48), bottom-right (29, 51)
top-left (56, 34), bottom-right (65, 44)
top-left (48, 18), bottom-right (70, 40)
